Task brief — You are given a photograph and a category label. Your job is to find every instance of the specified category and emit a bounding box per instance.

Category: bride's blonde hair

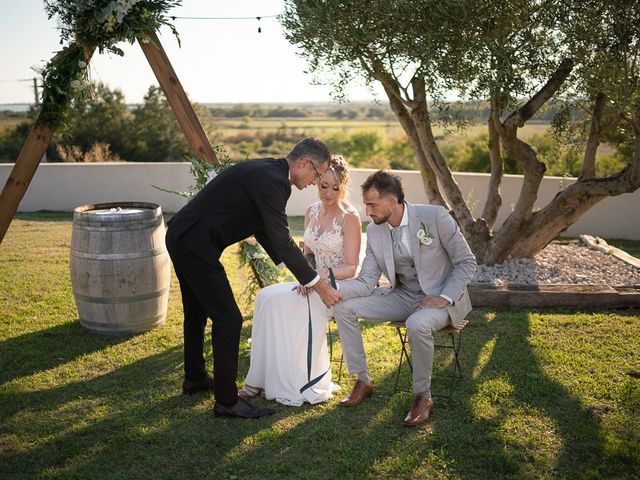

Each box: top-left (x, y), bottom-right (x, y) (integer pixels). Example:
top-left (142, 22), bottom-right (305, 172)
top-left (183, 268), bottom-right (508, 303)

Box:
top-left (327, 154), bottom-right (350, 200)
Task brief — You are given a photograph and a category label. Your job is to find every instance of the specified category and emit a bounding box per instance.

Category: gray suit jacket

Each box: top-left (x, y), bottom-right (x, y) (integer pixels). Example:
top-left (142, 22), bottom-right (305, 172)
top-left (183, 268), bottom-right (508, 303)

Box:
top-left (339, 203), bottom-right (477, 326)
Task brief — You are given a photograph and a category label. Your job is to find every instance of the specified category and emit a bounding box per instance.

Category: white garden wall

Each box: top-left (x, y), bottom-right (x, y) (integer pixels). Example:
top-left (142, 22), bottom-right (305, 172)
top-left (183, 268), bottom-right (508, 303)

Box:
top-left (1, 162), bottom-right (638, 239)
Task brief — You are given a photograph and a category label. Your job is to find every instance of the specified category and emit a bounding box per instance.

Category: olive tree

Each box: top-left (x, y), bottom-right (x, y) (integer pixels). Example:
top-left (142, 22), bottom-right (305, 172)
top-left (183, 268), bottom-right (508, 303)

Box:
top-left (281, 0), bottom-right (640, 264)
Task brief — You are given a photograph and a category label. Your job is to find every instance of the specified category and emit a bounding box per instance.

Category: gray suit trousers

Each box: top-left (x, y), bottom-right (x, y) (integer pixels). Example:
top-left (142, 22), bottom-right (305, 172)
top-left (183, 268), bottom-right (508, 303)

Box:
top-left (333, 287), bottom-right (450, 397)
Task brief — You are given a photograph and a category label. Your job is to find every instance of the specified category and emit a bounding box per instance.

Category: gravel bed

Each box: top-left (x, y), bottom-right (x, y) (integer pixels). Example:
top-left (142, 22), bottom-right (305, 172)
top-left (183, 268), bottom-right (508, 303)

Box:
top-left (473, 241), bottom-right (640, 286)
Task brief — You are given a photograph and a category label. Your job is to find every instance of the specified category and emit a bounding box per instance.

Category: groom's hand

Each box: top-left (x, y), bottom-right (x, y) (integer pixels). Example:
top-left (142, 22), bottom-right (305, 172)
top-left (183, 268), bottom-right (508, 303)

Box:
top-left (416, 295), bottom-right (450, 310)
top-left (313, 279), bottom-right (342, 307)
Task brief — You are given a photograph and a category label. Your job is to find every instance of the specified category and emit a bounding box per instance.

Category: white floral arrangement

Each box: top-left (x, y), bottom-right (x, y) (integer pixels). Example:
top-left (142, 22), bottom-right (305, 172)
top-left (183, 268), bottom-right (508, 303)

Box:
top-left (417, 222), bottom-right (433, 246)
top-left (39, 0), bottom-right (180, 127)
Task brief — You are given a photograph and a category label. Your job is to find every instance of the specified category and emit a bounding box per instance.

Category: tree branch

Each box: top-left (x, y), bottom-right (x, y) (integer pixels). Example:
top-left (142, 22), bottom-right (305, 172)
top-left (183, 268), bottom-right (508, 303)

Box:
top-left (504, 58), bottom-right (574, 129)
top-left (368, 53), bottom-right (418, 108)
top-left (487, 60), bottom-right (576, 261)
top-left (481, 92), bottom-right (504, 229)
top-left (622, 112), bottom-right (640, 136)
top-left (381, 82), bottom-right (445, 205)
top-left (579, 92), bottom-right (607, 181)
top-left (508, 117), bottom-right (640, 259)
top-left (409, 77), bottom-right (478, 235)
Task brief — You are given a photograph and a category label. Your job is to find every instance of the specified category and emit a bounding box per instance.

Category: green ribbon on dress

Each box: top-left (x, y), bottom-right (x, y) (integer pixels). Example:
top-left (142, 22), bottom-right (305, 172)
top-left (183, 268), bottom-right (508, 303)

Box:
top-left (299, 268), bottom-right (336, 394)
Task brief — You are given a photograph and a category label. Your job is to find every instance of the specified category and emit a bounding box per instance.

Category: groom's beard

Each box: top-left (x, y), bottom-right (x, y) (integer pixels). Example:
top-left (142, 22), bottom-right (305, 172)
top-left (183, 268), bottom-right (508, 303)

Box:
top-left (371, 212), bottom-right (392, 225)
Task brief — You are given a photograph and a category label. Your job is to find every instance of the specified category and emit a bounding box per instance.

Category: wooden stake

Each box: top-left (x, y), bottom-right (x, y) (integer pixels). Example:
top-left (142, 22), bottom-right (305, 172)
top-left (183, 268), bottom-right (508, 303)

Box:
top-left (138, 32), bottom-right (218, 165)
top-left (0, 123), bottom-right (54, 244)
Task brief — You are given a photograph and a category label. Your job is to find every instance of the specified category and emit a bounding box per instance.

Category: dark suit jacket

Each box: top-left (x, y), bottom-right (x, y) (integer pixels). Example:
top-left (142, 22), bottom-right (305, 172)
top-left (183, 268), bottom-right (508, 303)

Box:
top-left (167, 157), bottom-right (317, 285)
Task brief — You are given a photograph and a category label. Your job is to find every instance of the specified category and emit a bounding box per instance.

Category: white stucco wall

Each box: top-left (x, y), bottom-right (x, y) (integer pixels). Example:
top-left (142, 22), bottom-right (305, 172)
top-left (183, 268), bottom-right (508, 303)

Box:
top-left (1, 162), bottom-right (638, 239)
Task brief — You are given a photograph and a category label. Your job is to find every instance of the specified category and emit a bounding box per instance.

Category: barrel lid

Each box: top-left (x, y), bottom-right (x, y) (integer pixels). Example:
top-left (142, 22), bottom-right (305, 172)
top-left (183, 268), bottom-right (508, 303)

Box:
top-left (90, 208), bottom-right (145, 215)
top-left (73, 202), bottom-right (162, 224)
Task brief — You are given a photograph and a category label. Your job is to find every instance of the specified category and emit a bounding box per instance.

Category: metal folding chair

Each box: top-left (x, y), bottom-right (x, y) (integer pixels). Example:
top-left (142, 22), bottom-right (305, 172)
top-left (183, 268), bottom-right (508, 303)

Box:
top-left (389, 318), bottom-right (468, 398)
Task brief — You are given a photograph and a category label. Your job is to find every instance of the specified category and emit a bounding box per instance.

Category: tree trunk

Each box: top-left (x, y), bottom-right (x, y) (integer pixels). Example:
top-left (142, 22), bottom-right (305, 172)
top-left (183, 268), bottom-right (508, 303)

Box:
top-left (366, 53), bottom-right (639, 266)
top-left (481, 93), bottom-right (504, 230)
top-left (381, 83), bottom-right (444, 205)
top-left (484, 59), bottom-right (574, 264)
top-left (409, 79), bottom-right (476, 232)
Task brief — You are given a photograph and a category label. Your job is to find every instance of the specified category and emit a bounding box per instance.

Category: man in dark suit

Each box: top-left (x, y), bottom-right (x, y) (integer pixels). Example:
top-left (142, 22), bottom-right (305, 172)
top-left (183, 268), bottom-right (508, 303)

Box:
top-left (165, 138), bottom-right (342, 418)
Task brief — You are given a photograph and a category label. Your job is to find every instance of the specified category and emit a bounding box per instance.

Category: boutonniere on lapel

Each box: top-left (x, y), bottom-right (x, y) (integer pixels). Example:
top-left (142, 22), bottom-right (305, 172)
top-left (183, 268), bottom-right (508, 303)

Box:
top-left (417, 222), bottom-right (433, 246)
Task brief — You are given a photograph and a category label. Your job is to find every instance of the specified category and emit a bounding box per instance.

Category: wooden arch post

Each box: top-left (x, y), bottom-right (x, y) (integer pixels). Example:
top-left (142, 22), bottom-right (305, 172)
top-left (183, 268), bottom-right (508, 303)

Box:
top-left (0, 33), bottom-right (218, 245)
top-left (138, 32), bottom-right (218, 165)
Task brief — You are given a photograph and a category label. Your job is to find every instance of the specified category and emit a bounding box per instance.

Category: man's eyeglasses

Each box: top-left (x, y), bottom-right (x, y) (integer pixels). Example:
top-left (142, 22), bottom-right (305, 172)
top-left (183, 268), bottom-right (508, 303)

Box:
top-left (309, 161), bottom-right (324, 181)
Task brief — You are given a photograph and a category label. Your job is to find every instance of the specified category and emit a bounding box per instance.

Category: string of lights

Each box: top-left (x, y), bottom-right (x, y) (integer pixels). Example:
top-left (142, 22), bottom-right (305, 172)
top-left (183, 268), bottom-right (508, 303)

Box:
top-left (169, 13), bottom-right (280, 33)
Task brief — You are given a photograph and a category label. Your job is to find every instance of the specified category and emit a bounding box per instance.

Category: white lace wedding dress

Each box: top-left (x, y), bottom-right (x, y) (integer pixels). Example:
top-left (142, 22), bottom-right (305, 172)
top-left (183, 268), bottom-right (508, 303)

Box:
top-left (244, 202), bottom-right (358, 406)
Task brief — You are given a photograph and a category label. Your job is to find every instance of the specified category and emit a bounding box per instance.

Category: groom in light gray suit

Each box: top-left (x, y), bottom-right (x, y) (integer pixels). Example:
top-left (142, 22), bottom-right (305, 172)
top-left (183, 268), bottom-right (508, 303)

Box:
top-left (334, 171), bottom-right (476, 426)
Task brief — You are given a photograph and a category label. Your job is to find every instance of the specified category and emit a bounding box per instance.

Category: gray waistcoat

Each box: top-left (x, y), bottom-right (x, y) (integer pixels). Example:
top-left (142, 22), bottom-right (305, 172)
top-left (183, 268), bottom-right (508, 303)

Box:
top-left (393, 233), bottom-right (423, 294)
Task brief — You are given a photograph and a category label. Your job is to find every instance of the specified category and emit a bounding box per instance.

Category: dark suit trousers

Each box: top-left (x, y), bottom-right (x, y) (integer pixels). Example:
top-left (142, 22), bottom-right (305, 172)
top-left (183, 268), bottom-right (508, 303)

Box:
top-left (165, 229), bottom-right (242, 407)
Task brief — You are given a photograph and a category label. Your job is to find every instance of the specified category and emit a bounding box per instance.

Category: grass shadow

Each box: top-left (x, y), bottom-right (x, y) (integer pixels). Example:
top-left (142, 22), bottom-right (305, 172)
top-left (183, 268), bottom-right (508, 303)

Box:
top-left (0, 320), bottom-right (129, 386)
top-left (431, 309), bottom-right (622, 479)
top-left (14, 212), bottom-right (73, 222)
top-left (1, 306), bottom-right (638, 478)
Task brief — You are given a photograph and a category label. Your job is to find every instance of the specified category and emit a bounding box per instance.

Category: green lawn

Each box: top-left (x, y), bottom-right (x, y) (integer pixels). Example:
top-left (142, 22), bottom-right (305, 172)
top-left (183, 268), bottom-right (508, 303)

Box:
top-left (608, 239), bottom-right (640, 259)
top-left (1, 213), bottom-right (639, 479)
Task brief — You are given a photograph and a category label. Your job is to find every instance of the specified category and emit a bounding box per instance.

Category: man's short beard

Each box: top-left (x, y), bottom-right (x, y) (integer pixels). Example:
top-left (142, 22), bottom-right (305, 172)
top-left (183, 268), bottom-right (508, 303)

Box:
top-left (372, 213), bottom-right (391, 225)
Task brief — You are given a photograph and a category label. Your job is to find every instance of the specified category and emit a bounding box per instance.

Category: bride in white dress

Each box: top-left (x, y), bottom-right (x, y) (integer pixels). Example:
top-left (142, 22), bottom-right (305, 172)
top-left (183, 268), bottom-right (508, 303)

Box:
top-left (241, 155), bottom-right (361, 406)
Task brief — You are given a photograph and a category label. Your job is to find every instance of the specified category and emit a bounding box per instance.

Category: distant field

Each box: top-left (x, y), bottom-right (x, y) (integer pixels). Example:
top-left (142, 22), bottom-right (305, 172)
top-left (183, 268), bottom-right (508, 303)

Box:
top-left (0, 118), bottom-right (23, 133)
top-left (213, 117), bottom-right (550, 142)
top-left (0, 113), bottom-right (551, 142)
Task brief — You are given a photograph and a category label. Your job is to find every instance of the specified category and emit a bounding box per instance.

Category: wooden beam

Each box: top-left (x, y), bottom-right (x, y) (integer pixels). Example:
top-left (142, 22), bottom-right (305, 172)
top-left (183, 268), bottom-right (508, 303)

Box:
top-left (138, 32), bottom-right (218, 164)
top-left (0, 123), bottom-right (54, 244)
top-left (469, 283), bottom-right (640, 309)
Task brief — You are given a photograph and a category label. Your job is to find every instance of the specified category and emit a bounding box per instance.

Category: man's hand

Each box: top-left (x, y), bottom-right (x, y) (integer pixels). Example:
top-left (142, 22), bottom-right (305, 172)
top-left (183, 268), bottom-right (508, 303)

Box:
top-left (313, 279), bottom-right (342, 307)
top-left (292, 284), bottom-right (312, 296)
top-left (415, 295), bottom-right (450, 310)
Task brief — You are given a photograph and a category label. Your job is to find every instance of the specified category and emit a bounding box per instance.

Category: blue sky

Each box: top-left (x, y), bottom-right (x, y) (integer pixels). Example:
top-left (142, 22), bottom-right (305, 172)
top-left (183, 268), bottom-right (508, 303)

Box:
top-left (0, 0), bottom-right (381, 104)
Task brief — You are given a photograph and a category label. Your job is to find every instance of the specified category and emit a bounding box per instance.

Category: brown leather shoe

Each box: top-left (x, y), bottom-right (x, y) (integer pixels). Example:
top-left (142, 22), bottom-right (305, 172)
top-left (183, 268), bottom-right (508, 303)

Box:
top-left (339, 380), bottom-right (373, 407)
top-left (404, 396), bottom-right (434, 426)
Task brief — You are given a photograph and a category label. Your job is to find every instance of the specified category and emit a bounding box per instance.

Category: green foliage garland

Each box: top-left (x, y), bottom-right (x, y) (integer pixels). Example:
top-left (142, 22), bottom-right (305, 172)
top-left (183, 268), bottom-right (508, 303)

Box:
top-left (45, 0), bottom-right (181, 54)
top-left (40, 0), bottom-right (181, 127)
top-left (39, 44), bottom-right (88, 127)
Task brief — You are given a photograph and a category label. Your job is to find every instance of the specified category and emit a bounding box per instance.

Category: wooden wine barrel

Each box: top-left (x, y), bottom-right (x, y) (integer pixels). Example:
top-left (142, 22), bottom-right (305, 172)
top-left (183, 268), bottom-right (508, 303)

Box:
top-left (70, 202), bottom-right (170, 336)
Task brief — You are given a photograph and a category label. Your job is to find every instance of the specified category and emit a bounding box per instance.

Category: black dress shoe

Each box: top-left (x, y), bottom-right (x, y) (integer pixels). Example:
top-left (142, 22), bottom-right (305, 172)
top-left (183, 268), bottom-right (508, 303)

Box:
top-left (214, 398), bottom-right (275, 419)
top-left (182, 375), bottom-right (214, 395)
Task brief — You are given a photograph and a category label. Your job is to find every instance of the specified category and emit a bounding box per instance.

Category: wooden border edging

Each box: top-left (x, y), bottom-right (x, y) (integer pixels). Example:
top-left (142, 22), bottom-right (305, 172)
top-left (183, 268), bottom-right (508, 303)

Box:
top-left (469, 283), bottom-right (640, 309)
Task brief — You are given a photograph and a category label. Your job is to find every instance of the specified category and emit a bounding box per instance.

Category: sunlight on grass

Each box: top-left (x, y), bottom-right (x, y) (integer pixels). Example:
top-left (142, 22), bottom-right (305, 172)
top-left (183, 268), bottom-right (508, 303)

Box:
top-left (499, 408), bottom-right (563, 471)
top-left (471, 375), bottom-right (516, 421)
top-left (1, 214), bottom-right (639, 479)
top-left (472, 336), bottom-right (497, 381)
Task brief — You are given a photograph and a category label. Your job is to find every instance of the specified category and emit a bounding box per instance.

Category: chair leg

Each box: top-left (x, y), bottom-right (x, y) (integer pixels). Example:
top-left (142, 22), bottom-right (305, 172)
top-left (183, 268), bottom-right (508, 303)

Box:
top-left (328, 322), bottom-right (334, 361)
top-left (452, 330), bottom-right (464, 380)
top-left (394, 326), bottom-right (413, 393)
top-left (393, 322), bottom-right (466, 398)
top-left (327, 321), bottom-right (345, 383)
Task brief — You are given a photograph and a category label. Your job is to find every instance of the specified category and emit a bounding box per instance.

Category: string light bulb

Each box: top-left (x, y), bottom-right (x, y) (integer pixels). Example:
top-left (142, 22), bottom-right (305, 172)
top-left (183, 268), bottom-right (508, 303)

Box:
top-left (257, 16), bottom-right (261, 33)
